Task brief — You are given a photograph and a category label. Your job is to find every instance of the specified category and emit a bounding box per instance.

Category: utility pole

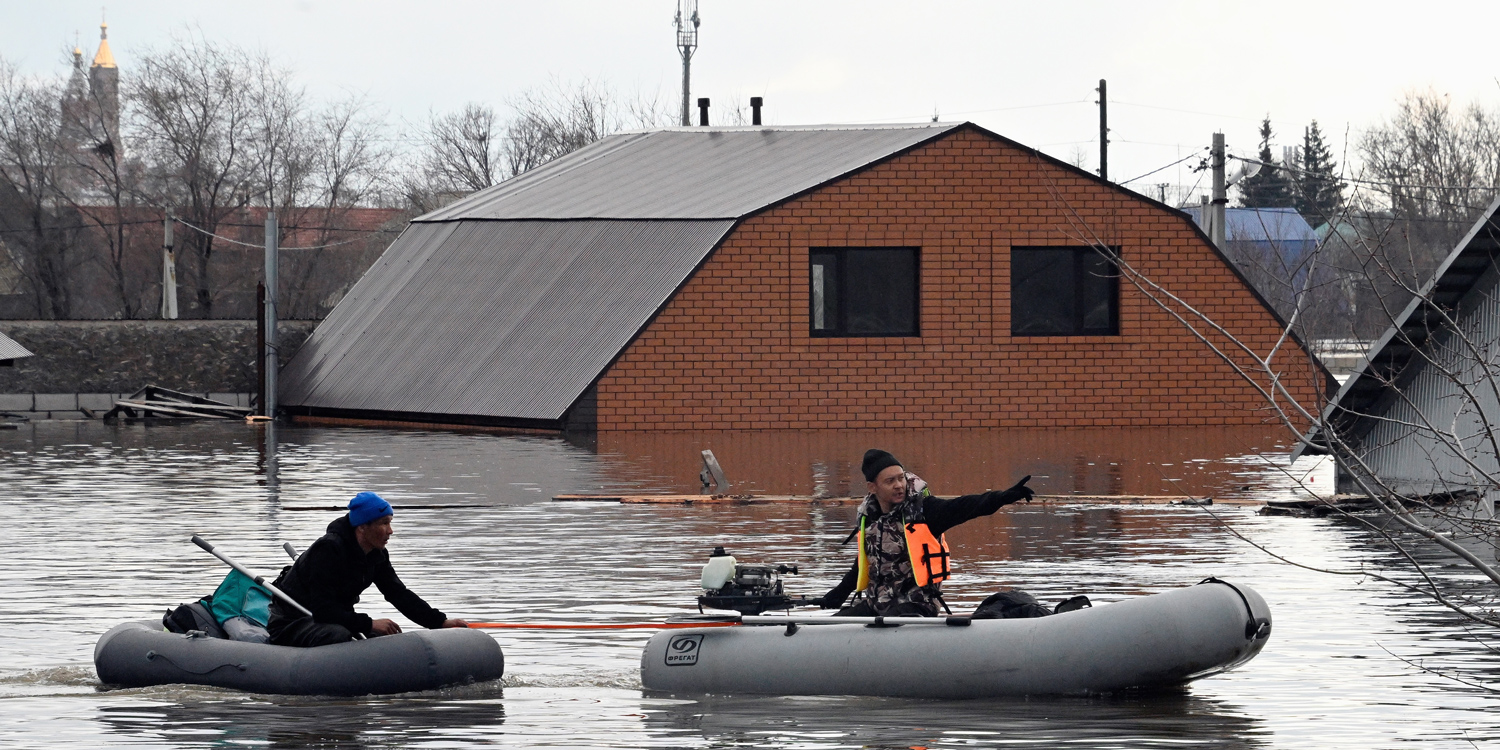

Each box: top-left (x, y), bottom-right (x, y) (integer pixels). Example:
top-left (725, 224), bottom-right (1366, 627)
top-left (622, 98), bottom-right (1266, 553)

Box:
top-left (160, 215), bottom-right (178, 319)
top-left (675, 0), bottom-right (700, 127)
top-left (1210, 132), bottom-right (1227, 250)
top-left (263, 211), bottom-right (278, 419)
top-left (1096, 79), bottom-right (1108, 181)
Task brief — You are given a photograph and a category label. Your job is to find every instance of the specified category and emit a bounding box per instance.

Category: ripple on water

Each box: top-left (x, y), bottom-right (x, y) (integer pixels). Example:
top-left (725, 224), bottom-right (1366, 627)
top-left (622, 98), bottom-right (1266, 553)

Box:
top-left (3, 421), bottom-right (1500, 748)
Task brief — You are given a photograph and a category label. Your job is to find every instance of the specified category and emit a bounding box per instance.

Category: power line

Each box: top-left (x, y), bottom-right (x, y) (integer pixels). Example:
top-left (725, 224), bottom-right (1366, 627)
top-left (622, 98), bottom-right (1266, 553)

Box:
top-left (1117, 148), bottom-right (1209, 185)
top-left (173, 217), bottom-right (384, 251)
top-left (1112, 100), bottom-right (1265, 123)
top-left (849, 99), bottom-right (1091, 125)
top-left (0, 218), bottom-right (160, 235)
top-left (1230, 152), bottom-right (1500, 193)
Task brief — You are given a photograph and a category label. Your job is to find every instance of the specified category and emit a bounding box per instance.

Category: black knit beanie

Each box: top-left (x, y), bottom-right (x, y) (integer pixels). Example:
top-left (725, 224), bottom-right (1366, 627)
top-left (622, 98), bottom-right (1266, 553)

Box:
top-left (861, 449), bottom-right (902, 482)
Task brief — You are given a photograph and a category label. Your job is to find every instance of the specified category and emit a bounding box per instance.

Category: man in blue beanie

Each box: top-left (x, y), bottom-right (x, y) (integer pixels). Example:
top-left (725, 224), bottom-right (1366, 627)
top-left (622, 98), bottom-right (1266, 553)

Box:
top-left (267, 492), bottom-right (468, 647)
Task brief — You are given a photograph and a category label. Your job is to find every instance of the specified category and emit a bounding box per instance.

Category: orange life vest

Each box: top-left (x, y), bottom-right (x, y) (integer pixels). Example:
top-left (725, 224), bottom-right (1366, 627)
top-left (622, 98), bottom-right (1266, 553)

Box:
top-left (855, 513), bottom-right (951, 591)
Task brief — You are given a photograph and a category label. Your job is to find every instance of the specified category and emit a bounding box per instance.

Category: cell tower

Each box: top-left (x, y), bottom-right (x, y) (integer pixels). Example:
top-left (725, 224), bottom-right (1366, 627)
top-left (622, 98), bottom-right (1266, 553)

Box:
top-left (674, 0), bottom-right (700, 126)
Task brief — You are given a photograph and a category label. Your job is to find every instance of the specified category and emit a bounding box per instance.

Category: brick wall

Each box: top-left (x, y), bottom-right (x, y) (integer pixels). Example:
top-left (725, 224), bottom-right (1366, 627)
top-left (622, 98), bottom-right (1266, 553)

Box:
top-left (594, 127), bottom-right (1325, 431)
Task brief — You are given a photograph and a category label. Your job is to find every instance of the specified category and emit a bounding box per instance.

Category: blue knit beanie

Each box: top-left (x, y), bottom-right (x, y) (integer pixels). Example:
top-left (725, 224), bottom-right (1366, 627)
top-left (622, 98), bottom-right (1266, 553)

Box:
top-left (348, 491), bottom-right (394, 527)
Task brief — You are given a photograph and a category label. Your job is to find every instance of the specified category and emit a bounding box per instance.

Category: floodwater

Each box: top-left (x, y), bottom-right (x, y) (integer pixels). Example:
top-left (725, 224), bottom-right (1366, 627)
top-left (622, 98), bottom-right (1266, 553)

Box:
top-left (2, 420), bottom-right (1498, 749)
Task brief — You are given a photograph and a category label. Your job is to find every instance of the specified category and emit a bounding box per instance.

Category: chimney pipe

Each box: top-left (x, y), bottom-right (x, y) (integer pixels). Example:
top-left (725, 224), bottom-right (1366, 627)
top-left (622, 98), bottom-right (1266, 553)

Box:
top-left (750, 96), bottom-right (763, 126)
top-left (698, 97), bottom-right (710, 126)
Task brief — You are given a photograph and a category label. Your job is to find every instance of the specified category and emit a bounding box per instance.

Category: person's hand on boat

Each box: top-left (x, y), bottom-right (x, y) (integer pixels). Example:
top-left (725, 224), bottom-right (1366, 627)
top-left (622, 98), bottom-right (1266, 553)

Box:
top-left (986, 475), bottom-right (1034, 506)
top-left (371, 618), bottom-right (402, 636)
top-left (441, 618), bottom-right (469, 628)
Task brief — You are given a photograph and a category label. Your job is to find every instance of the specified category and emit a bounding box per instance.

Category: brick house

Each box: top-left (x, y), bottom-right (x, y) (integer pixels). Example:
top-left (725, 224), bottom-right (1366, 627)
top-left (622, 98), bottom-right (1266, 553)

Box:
top-left (280, 122), bottom-right (1327, 432)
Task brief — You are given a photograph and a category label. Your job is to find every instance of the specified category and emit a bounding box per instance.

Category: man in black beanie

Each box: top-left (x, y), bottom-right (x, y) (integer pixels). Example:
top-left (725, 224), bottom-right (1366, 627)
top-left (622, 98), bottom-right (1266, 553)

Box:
top-left (817, 449), bottom-right (1034, 617)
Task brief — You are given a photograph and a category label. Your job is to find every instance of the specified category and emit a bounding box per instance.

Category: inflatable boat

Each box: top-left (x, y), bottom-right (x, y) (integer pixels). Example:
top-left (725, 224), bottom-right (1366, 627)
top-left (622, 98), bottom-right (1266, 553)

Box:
top-left (94, 620), bottom-right (505, 695)
top-left (641, 579), bottom-right (1271, 698)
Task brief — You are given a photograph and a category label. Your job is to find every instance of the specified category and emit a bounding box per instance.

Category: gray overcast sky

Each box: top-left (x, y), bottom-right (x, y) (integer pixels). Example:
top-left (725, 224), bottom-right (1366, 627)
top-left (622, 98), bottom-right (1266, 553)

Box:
top-left (6, 0), bottom-right (1499, 203)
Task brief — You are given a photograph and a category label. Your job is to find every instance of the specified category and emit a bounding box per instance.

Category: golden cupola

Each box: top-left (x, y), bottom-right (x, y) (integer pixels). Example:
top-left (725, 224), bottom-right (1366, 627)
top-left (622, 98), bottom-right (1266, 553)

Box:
top-left (92, 22), bottom-right (116, 69)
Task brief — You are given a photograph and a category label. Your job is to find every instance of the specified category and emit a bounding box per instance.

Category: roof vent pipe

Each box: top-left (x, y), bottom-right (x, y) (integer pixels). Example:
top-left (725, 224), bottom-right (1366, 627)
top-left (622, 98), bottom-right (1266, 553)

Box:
top-left (698, 97), bottom-right (710, 126)
top-left (750, 97), bottom-right (762, 126)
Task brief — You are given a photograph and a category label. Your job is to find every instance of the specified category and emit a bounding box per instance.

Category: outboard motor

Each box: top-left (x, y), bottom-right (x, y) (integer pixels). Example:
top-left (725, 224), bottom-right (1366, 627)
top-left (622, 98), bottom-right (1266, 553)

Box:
top-left (697, 546), bottom-right (810, 615)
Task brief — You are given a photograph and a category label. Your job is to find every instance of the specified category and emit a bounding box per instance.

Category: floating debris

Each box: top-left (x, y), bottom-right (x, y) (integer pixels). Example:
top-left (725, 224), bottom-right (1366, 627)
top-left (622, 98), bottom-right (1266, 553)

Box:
top-left (1258, 491), bottom-right (1475, 517)
top-left (102, 385), bottom-right (252, 422)
top-left (553, 493), bottom-right (1231, 506)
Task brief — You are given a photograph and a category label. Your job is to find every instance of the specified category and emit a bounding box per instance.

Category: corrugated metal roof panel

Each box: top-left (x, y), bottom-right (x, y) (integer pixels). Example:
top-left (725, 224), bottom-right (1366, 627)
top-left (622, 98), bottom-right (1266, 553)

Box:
top-left (279, 219), bottom-right (734, 421)
top-left (0, 330), bottom-right (33, 360)
top-left (417, 124), bottom-right (961, 221)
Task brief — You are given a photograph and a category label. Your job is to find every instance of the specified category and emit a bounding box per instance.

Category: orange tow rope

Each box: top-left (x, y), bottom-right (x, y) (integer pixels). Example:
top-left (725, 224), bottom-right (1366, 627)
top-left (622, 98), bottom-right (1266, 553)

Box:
top-left (467, 621), bottom-right (738, 630)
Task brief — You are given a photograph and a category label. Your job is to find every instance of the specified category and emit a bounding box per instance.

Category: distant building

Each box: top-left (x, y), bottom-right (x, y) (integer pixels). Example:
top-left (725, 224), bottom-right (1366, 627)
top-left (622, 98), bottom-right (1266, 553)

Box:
top-left (1183, 206), bottom-right (1318, 260)
top-left (1306, 198), bottom-right (1500, 497)
top-left (1183, 206), bottom-right (1318, 324)
top-left (280, 122), bottom-right (1328, 432)
top-left (61, 22), bottom-right (120, 153)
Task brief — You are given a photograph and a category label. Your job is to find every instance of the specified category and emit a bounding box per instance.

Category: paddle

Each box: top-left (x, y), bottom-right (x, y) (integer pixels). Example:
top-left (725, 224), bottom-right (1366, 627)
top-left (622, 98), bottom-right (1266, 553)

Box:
top-left (190, 535), bottom-right (313, 618)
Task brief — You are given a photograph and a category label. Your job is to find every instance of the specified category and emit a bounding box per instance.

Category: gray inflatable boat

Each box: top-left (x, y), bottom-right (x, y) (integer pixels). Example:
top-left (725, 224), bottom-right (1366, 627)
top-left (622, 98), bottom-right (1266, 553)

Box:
top-left (642, 579), bottom-right (1271, 698)
top-left (95, 621), bottom-right (504, 695)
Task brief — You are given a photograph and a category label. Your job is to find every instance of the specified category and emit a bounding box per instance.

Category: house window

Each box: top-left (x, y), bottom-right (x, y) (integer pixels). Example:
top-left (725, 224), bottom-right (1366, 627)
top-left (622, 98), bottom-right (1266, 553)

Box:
top-left (810, 248), bottom-right (919, 337)
top-left (1011, 247), bottom-right (1119, 336)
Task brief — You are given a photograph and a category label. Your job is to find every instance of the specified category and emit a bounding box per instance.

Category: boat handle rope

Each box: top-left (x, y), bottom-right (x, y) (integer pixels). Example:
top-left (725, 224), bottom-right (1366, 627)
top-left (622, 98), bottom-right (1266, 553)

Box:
top-left (469, 615), bottom-right (976, 630)
top-left (144, 650), bottom-right (248, 674)
top-left (467, 621), bottom-right (738, 630)
top-left (1198, 577), bottom-right (1272, 640)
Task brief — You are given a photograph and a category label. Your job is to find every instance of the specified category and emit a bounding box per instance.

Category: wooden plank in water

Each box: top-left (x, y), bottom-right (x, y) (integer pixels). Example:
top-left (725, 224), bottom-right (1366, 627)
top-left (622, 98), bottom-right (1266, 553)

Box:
top-left (553, 493), bottom-right (1239, 505)
top-left (553, 494), bottom-right (859, 505)
top-left (280, 504), bottom-right (488, 511)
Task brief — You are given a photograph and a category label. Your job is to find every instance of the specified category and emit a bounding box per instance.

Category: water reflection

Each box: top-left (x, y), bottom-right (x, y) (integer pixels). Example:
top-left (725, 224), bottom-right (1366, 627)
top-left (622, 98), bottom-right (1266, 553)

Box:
top-left (642, 691), bottom-right (1271, 749)
top-left (257, 420), bottom-right (280, 494)
top-left (96, 687), bottom-right (506, 749)
top-left (4, 421), bottom-right (1500, 748)
top-left (594, 425), bottom-right (1291, 498)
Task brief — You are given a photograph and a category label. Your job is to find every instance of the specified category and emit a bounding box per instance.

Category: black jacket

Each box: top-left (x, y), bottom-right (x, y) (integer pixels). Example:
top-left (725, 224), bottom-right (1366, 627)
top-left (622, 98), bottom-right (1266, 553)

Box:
top-left (821, 488), bottom-right (1024, 609)
top-left (267, 516), bottom-right (446, 637)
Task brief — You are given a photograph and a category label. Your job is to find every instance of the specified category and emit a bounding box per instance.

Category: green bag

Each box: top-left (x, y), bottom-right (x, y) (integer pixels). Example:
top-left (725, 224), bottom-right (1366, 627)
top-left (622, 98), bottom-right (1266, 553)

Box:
top-left (204, 569), bottom-right (273, 627)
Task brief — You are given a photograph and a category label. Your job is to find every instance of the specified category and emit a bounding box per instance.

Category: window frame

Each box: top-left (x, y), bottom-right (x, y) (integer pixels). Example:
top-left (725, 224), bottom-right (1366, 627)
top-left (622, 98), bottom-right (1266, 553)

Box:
top-left (809, 247), bottom-right (921, 338)
top-left (1009, 246), bottom-right (1121, 337)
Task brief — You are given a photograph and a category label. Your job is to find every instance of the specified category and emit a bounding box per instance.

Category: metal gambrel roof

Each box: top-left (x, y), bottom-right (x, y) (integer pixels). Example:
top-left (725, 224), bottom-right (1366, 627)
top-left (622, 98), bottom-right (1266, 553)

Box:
top-left (0, 330), bottom-right (33, 360)
top-left (417, 123), bottom-right (963, 222)
top-left (1303, 197), bottom-right (1500, 457)
top-left (279, 219), bottom-right (735, 422)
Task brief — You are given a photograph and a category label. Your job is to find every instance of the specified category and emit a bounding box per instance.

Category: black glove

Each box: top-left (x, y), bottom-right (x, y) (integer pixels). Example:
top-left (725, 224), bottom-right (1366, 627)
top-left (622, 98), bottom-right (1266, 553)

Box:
top-left (988, 475), bottom-right (1034, 506)
top-left (818, 590), bottom-right (847, 610)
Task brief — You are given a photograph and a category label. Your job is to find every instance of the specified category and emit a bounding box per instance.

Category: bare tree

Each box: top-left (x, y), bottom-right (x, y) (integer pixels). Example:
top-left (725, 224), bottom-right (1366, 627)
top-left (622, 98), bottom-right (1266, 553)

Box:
top-left (61, 56), bottom-right (150, 319)
top-left (402, 103), bottom-right (502, 212)
top-left (404, 80), bottom-right (677, 213)
top-left (1358, 90), bottom-right (1500, 263)
top-left (312, 96), bottom-right (387, 210)
top-left (0, 60), bottom-right (85, 318)
top-left (282, 95), bottom-right (391, 318)
top-left (249, 60), bottom-right (316, 215)
top-left (131, 34), bottom-right (262, 318)
top-left (1054, 157), bottom-right (1500, 642)
top-left (1218, 94), bottom-right (1500, 346)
